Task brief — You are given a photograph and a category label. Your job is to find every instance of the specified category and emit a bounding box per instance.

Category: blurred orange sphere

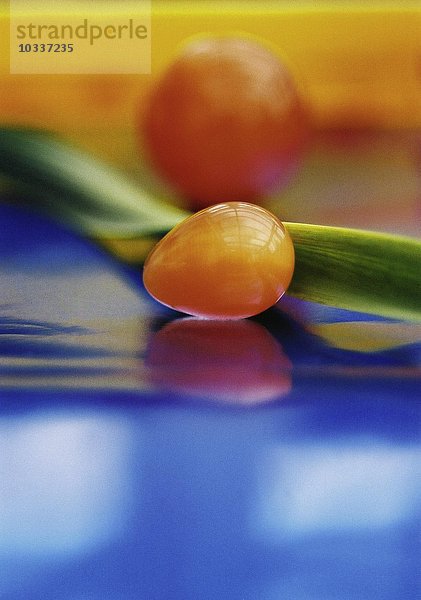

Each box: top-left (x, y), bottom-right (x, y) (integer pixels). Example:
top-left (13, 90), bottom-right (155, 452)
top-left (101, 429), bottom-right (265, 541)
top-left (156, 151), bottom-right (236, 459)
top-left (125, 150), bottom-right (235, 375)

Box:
top-left (142, 36), bottom-right (309, 209)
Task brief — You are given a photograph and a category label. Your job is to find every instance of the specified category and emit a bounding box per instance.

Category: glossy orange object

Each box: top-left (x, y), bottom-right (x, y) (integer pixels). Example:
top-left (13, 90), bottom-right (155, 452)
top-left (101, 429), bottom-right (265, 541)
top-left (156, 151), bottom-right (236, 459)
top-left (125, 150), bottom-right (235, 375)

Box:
top-left (145, 318), bottom-right (292, 404)
top-left (142, 202), bottom-right (295, 319)
top-left (142, 36), bottom-right (309, 209)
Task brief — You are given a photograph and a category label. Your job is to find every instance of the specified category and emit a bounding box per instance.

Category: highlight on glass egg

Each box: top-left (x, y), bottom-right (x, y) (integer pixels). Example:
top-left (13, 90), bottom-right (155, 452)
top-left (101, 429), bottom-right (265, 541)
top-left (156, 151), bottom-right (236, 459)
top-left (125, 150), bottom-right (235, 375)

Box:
top-left (142, 202), bottom-right (295, 319)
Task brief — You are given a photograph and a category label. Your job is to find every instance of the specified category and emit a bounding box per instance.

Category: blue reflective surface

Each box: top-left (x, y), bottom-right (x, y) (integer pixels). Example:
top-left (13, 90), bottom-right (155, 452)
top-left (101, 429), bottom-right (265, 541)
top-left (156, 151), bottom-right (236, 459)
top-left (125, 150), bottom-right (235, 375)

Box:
top-left (1, 201), bottom-right (420, 600)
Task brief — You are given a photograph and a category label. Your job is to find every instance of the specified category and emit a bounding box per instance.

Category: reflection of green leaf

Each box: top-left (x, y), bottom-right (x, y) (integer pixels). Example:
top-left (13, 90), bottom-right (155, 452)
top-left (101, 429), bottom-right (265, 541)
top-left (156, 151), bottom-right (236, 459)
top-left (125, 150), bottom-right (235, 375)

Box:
top-left (308, 322), bottom-right (421, 352)
top-left (0, 126), bottom-right (420, 321)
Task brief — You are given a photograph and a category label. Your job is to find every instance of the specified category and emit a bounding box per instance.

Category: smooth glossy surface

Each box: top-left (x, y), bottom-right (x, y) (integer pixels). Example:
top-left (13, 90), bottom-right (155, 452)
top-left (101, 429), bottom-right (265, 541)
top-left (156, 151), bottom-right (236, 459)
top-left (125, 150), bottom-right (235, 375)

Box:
top-left (142, 36), bottom-right (309, 208)
top-left (142, 202), bottom-right (295, 319)
top-left (1, 194), bottom-right (420, 600)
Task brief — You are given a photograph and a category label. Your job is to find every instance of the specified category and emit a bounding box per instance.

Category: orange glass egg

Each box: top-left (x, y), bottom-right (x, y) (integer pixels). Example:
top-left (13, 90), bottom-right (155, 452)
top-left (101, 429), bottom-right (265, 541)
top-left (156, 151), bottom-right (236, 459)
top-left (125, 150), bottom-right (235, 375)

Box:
top-left (142, 202), bottom-right (295, 319)
top-left (141, 36), bottom-right (309, 209)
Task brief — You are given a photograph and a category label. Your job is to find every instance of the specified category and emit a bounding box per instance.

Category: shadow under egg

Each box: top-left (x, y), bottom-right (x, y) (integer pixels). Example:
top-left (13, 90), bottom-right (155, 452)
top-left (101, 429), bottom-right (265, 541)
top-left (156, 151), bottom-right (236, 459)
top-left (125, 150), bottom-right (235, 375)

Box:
top-left (144, 318), bottom-right (292, 405)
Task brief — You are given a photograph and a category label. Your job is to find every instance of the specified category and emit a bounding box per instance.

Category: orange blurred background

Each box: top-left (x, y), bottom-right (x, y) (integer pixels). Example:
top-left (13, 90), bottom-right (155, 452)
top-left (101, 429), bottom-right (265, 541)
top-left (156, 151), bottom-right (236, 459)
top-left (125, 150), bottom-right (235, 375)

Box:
top-left (1, 2), bottom-right (421, 168)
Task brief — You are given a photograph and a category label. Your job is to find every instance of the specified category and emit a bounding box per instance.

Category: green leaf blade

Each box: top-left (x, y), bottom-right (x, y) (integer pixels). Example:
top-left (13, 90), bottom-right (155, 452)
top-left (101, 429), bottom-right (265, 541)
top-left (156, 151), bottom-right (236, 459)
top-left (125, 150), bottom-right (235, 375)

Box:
top-left (286, 223), bottom-right (421, 321)
top-left (0, 126), bottom-right (188, 237)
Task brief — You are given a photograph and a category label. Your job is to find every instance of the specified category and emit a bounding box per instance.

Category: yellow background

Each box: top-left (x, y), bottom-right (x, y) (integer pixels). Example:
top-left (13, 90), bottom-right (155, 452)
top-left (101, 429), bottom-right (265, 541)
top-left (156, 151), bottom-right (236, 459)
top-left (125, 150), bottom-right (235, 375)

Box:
top-left (1, 1), bottom-right (421, 168)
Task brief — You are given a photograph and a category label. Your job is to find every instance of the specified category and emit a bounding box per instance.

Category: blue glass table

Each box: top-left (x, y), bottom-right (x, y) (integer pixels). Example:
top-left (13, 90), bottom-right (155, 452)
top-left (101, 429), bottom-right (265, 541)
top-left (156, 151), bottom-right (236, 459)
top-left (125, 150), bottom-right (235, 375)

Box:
top-left (1, 193), bottom-right (420, 600)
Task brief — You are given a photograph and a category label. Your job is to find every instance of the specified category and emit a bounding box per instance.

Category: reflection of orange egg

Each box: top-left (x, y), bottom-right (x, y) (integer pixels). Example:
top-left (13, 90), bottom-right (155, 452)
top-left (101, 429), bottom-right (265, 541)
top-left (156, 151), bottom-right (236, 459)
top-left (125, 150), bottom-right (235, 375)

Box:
top-left (142, 37), bottom-right (309, 209)
top-left (145, 318), bottom-right (292, 405)
top-left (143, 202), bottom-right (295, 320)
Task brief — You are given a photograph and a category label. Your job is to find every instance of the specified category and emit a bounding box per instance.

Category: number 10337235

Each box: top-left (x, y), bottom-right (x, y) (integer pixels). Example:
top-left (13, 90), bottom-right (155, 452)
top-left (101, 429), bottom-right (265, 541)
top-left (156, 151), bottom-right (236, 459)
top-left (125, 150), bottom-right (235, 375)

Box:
top-left (18, 43), bottom-right (74, 52)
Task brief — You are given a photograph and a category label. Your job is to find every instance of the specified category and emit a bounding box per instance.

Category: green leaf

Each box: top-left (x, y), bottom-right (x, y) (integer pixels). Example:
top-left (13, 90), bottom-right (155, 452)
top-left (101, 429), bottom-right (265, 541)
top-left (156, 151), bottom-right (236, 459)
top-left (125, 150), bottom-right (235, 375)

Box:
top-left (286, 223), bottom-right (421, 321)
top-left (0, 126), bottom-right (188, 237)
top-left (0, 126), bottom-right (420, 321)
